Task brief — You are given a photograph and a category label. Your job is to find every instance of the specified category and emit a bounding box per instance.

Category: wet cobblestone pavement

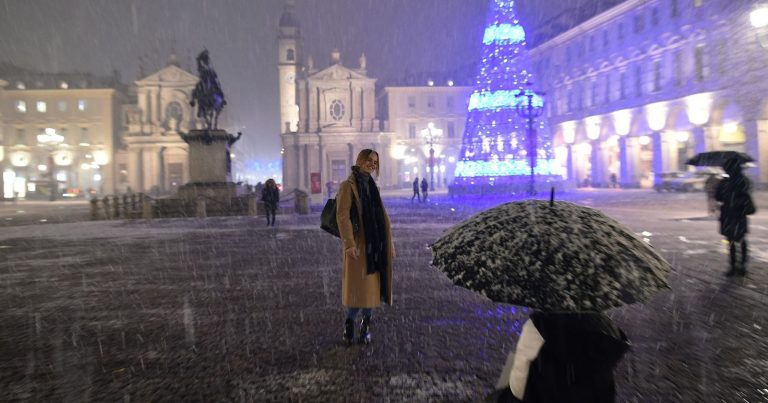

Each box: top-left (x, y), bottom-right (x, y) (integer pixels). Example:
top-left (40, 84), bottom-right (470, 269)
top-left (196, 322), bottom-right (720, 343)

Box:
top-left (1, 190), bottom-right (766, 402)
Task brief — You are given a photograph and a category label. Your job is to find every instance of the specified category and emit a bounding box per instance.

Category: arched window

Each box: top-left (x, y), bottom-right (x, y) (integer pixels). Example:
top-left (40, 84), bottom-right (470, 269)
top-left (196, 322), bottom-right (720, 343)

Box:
top-left (286, 48), bottom-right (295, 62)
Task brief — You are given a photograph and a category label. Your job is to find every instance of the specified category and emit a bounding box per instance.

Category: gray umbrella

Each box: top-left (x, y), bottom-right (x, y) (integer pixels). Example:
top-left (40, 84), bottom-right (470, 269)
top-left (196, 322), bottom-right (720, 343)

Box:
top-left (686, 151), bottom-right (754, 167)
top-left (430, 200), bottom-right (672, 312)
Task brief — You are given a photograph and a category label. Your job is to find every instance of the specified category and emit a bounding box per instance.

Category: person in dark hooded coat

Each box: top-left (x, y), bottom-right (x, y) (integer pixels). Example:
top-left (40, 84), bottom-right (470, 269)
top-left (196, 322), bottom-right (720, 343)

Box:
top-left (715, 157), bottom-right (755, 276)
top-left (486, 311), bottom-right (630, 403)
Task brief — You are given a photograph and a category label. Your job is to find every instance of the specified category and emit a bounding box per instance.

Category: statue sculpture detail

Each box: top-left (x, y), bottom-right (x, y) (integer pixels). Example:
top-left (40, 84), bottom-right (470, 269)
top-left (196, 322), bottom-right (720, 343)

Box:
top-left (190, 50), bottom-right (226, 130)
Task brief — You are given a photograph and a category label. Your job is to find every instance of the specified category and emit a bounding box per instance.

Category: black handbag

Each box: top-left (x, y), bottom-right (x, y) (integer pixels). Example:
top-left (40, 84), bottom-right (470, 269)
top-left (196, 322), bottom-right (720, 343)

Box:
top-left (320, 197), bottom-right (359, 237)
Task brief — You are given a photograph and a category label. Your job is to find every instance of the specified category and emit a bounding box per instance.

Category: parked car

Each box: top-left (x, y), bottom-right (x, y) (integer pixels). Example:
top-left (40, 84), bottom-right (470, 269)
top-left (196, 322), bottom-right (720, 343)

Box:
top-left (654, 171), bottom-right (720, 192)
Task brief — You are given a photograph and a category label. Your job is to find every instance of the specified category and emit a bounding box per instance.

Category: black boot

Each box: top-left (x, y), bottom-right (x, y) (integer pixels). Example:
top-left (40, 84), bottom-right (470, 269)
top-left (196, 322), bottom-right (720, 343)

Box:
top-left (343, 319), bottom-right (354, 344)
top-left (359, 315), bottom-right (371, 345)
top-left (738, 240), bottom-right (748, 276)
top-left (725, 242), bottom-right (737, 277)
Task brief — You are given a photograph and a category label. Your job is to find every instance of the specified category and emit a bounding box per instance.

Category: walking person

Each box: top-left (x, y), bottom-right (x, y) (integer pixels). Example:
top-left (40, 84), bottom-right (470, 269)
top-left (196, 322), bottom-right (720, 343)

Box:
top-left (486, 312), bottom-right (630, 403)
top-left (715, 157), bottom-right (756, 277)
top-left (420, 177), bottom-right (429, 203)
top-left (261, 178), bottom-right (279, 227)
top-left (411, 177), bottom-right (421, 203)
top-left (336, 149), bottom-right (395, 345)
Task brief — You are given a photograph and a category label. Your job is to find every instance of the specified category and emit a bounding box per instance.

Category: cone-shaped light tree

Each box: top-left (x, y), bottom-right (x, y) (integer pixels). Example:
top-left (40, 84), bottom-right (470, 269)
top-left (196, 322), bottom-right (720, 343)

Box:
top-left (454, 0), bottom-right (561, 191)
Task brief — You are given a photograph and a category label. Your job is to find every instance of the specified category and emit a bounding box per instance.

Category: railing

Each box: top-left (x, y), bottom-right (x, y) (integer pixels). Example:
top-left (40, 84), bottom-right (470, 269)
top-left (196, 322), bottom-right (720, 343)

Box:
top-left (89, 188), bottom-right (311, 220)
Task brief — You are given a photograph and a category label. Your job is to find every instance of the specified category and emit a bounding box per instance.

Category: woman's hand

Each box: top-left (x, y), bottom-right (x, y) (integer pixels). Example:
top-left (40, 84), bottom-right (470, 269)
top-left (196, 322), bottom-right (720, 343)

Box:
top-left (345, 246), bottom-right (359, 259)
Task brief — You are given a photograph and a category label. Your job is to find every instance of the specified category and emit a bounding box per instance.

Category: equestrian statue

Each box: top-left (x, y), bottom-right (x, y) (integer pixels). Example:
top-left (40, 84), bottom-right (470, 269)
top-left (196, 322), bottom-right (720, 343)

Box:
top-left (190, 50), bottom-right (227, 130)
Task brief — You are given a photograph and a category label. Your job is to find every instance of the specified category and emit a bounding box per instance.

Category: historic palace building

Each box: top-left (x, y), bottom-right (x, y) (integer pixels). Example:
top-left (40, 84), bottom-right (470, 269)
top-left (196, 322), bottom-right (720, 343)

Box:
top-left (529, 0), bottom-right (768, 189)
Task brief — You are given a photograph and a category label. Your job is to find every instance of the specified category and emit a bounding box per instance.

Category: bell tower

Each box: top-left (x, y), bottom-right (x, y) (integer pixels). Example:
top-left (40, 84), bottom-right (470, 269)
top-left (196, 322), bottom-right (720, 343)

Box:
top-left (278, 0), bottom-right (301, 134)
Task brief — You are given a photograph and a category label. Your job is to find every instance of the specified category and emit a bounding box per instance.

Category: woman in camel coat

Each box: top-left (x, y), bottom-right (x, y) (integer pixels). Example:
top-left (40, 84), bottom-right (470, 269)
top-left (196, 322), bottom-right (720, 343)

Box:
top-left (336, 149), bottom-right (395, 344)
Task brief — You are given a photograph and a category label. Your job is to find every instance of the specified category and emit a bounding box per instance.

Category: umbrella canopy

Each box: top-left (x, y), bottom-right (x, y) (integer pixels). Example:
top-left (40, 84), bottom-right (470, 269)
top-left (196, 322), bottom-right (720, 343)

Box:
top-left (686, 151), bottom-right (754, 167)
top-left (430, 200), bottom-right (672, 312)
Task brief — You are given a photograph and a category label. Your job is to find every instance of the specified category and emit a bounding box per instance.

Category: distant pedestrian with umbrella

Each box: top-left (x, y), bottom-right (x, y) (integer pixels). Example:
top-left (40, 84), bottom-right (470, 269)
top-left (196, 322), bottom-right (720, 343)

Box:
top-left (261, 178), bottom-right (279, 227)
top-left (431, 192), bottom-right (671, 402)
top-left (715, 156), bottom-right (756, 277)
top-left (336, 149), bottom-right (395, 345)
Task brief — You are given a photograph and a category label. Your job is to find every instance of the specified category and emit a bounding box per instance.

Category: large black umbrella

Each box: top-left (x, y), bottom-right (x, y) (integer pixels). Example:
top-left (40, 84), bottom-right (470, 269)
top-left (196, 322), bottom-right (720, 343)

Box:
top-left (430, 200), bottom-right (672, 312)
top-left (686, 151), bottom-right (754, 167)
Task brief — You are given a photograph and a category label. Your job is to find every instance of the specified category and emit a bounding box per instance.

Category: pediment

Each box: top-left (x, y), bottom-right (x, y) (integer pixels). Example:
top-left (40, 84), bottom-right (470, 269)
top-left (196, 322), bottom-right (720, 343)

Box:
top-left (136, 65), bottom-right (198, 86)
top-left (309, 64), bottom-right (372, 82)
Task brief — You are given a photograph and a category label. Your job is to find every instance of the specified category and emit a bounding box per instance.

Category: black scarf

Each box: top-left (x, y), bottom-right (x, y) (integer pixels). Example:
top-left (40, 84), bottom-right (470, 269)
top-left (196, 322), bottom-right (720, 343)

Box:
top-left (352, 166), bottom-right (389, 301)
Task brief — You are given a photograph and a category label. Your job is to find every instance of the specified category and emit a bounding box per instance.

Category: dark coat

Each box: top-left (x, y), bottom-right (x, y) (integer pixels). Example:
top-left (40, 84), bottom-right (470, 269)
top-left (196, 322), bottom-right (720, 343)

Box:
top-left (261, 187), bottom-right (279, 209)
top-left (420, 179), bottom-right (428, 192)
top-left (522, 312), bottom-right (630, 403)
top-left (715, 173), bottom-right (752, 241)
top-left (413, 179), bottom-right (420, 193)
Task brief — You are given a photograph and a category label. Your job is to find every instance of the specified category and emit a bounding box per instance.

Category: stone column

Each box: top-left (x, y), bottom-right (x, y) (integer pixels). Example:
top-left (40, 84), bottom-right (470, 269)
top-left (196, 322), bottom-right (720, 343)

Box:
top-left (743, 120), bottom-right (768, 189)
top-left (619, 136), bottom-right (641, 188)
top-left (590, 140), bottom-right (609, 187)
top-left (651, 132), bottom-right (663, 187)
top-left (661, 131), bottom-right (679, 172)
top-left (565, 144), bottom-right (574, 185)
top-left (128, 149), bottom-right (141, 191)
top-left (297, 143), bottom-right (306, 190)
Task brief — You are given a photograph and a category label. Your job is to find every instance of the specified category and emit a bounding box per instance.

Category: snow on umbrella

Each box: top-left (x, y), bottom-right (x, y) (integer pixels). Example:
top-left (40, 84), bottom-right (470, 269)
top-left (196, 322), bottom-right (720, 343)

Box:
top-left (430, 200), bottom-right (672, 312)
top-left (686, 151), bottom-right (754, 167)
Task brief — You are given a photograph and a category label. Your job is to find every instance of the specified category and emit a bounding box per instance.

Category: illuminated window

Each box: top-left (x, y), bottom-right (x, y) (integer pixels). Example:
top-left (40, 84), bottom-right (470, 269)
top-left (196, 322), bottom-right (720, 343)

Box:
top-left (79, 127), bottom-right (90, 145)
top-left (15, 100), bottom-right (26, 113)
top-left (16, 81), bottom-right (25, 90)
top-left (78, 99), bottom-right (87, 111)
top-left (634, 13), bottom-right (644, 33)
top-left (15, 129), bottom-right (26, 145)
top-left (653, 60), bottom-right (662, 92)
top-left (36, 101), bottom-right (47, 113)
top-left (694, 45), bottom-right (705, 81)
top-left (673, 51), bottom-right (683, 86)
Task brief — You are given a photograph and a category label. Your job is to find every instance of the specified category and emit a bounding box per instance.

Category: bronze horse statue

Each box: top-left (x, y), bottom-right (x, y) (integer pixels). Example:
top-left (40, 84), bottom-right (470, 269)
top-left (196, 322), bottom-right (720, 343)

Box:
top-left (190, 50), bottom-right (226, 130)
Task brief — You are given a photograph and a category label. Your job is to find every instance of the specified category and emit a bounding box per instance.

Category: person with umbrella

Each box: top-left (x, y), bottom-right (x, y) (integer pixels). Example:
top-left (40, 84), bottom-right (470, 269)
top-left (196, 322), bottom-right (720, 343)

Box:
top-left (336, 149), bottom-right (395, 344)
top-left (431, 193), bottom-right (671, 402)
top-left (715, 156), bottom-right (756, 277)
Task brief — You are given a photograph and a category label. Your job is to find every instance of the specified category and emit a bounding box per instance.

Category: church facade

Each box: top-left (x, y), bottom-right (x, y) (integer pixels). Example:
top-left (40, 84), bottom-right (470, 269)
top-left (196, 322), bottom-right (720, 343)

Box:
top-left (278, 1), bottom-right (395, 203)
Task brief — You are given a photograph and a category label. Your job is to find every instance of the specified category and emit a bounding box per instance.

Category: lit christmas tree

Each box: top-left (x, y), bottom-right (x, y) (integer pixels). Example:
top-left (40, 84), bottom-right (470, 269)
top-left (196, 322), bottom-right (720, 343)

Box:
top-left (453, 0), bottom-right (561, 193)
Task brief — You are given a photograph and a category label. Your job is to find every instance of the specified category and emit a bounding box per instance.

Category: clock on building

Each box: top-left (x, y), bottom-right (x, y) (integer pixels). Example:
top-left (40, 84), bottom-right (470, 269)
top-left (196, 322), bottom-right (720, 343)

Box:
top-left (285, 72), bottom-right (295, 84)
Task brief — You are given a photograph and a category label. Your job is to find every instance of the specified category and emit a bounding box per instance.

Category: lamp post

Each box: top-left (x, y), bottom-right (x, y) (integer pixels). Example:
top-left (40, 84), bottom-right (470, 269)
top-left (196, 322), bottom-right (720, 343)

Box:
top-left (515, 81), bottom-right (546, 196)
top-left (421, 122), bottom-right (442, 191)
top-left (37, 128), bottom-right (64, 201)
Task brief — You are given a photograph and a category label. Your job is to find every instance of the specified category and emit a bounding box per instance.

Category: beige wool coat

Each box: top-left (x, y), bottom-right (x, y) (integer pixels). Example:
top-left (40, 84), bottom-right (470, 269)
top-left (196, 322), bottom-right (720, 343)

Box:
top-left (336, 173), bottom-right (395, 307)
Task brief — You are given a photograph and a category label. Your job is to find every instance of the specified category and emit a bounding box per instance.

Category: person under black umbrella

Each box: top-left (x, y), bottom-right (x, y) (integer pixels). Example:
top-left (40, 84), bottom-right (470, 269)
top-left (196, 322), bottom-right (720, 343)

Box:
top-left (431, 194), bottom-right (671, 402)
top-left (715, 157), bottom-right (757, 277)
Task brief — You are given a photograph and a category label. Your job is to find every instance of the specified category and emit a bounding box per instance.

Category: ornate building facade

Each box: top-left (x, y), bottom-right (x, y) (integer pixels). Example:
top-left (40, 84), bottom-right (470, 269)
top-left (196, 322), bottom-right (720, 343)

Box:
top-left (529, 0), bottom-right (768, 189)
top-left (0, 58), bottom-right (195, 199)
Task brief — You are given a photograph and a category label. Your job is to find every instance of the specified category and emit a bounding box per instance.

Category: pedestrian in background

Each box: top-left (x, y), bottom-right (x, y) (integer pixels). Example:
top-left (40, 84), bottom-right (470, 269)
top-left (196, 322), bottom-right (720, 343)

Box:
top-left (411, 177), bottom-right (421, 203)
top-left (336, 149), bottom-right (395, 345)
top-left (715, 157), bottom-right (756, 277)
top-left (421, 177), bottom-right (429, 202)
top-left (261, 178), bottom-right (279, 227)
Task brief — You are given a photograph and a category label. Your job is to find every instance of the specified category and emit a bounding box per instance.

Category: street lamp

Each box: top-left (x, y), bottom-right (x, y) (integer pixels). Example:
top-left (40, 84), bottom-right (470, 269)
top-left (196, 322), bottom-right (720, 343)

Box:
top-left (420, 122), bottom-right (442, 191)
top-left (37, 128), bottom-right (64, 201)
top-left (515, 81), bottom-right (546, 196)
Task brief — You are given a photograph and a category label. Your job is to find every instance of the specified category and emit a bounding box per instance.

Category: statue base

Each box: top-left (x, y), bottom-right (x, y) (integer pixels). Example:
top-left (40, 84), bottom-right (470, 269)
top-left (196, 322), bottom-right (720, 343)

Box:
top-left (181, 129), bottom-right (240, 183)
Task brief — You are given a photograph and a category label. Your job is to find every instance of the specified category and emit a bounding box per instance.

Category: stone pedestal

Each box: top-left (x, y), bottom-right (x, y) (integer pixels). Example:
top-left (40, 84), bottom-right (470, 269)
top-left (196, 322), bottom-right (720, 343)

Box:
top-left (177, 129), bottom-right (242, 201)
